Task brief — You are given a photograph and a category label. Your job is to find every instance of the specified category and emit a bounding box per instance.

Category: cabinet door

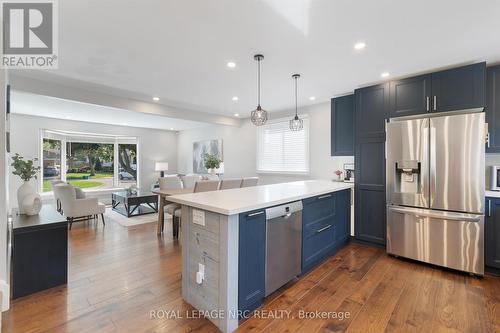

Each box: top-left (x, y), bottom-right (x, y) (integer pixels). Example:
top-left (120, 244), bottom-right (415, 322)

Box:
top-left (486, 65), bottom-right (500, 153)
top-left (331, 95), bottom-right (354, 156)
top-left (355, 83), bottom-right (389, 138)
top-left (389, 74), bottom-right (431, 117)
top-left (238, 209), bottom-right (266, 312)
top-left (486, 198), bottom-right (500, 269)
top-left (354, 137), bottom-right (386, 245)
top-left (431, 62), bottom-right (486, 113)
top-left (355, 187), bottom-right (386, 245)
top-left (335, 189), bottom-right (351, 243)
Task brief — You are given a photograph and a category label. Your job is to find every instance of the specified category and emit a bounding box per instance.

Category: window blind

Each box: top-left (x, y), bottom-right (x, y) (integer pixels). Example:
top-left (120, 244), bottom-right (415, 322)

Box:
top-left (257, 116), bottom-right (309, 174)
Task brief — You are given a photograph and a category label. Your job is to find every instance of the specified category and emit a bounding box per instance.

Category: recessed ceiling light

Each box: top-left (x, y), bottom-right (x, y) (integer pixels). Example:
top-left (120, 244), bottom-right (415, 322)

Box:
top-left (309, 96), bottom-right (316, 101)
top-left (381, 72), bottom-right (390, 78)
top-left (232, 96), bottom-right (239, 101)
top-left (227, 62), bottom-right (236, 68)
top-left (170, 127), bottom-right (174, 130)
top-left (234, 113), bottom-right (239, 117)
top-left (354, 42), bottom-right (366, 50)
top-left (152, 96), bottom-right (160, 101)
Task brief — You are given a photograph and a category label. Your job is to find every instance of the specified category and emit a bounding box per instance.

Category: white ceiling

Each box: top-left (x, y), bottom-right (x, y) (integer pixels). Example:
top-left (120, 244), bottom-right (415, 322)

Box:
top-left (12, 0), bottom-right (500, 117)
top-left (10, 91), bottom-right (208, 131)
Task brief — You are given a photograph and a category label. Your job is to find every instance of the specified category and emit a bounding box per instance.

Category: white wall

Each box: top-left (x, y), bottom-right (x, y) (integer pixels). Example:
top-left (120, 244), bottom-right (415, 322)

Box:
top-left (9, 114), bottom-right (178, 207)
top-left (177, 101), bottom-right (354, 184)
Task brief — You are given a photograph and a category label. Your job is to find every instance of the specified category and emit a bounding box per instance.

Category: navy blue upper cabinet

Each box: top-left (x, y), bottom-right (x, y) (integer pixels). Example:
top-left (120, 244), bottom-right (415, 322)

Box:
top-left (486, 65), bottom-right (500, 153)
top-left (389, 74), bottom-right (432, 117)
top-left (431, 62), bottom-right (486, 113)
top-left (485, 197), bottom-right (500, 270)
top-left (355, 83), bottom-right (389, 137)
top-left (238, 209), bottom-right (266, 313)
top-left (331, 95), bottom-right (354, 156)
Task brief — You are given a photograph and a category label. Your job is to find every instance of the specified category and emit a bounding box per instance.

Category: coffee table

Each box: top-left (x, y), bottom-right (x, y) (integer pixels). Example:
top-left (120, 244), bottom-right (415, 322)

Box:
top-left (112, 190), bottom-right (158, 217)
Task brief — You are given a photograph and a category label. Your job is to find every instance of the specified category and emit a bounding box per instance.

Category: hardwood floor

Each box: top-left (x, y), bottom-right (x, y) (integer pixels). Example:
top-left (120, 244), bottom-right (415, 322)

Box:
top-left (2, 217), bottom-right (499, 333)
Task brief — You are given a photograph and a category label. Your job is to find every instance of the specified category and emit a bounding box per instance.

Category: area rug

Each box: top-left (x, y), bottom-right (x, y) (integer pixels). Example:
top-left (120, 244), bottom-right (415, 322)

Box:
top-left (105, 209), bottom-right (171, 229)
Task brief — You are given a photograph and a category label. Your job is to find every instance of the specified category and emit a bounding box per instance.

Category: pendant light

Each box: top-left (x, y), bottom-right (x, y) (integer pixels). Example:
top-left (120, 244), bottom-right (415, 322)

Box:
top-left (251, 54), bottom-right (268, 126)
top-left (289, 74), bottom-right (303, 131)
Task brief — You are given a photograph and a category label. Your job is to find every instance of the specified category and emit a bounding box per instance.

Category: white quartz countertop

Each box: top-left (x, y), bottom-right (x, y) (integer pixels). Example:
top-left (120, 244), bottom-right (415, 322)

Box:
top-left (486, 190), bottom-right (500, 198)
top-left (167, 180), bottom-right (354, 215)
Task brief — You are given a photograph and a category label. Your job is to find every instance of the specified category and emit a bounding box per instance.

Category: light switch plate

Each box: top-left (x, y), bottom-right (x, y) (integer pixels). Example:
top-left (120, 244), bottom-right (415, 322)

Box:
top-left (192, 209), bottom-right (205, 226)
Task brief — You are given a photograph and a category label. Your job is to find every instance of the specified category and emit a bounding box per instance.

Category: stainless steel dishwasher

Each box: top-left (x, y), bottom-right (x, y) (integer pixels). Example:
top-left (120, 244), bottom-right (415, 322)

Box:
top-left (265, 201), bottom-right (303, 296)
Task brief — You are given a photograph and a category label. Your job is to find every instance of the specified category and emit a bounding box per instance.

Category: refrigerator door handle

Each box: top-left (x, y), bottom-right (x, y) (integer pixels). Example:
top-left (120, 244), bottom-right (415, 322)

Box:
top-left (388, 206), bottom-right (482, 222)
top-left (429, 122), bottom-right (437, 207)
top-left (420, 118), bottom-right (430, 206)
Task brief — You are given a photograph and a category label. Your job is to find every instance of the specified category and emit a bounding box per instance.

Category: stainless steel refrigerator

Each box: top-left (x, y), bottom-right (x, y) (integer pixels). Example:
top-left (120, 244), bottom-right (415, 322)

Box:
top-left (386, 112), bottom-right (485, 275)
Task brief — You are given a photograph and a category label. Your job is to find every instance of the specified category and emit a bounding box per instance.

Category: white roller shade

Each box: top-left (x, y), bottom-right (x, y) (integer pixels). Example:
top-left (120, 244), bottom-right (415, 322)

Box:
top-left (257, 116), bottom-right (309, 174)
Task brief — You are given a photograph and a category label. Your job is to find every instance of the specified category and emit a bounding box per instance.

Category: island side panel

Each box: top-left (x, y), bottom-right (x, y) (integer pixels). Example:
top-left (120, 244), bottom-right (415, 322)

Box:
top-left (219, 213), bottom-right (239, 333)
top-left (180, 205), bottom-right (239, 333)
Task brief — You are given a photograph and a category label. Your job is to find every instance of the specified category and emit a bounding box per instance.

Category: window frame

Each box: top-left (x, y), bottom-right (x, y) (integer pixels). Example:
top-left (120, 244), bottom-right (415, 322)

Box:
top-left (256, 115), bottom-right (310, 175)
top-left (39, 130), bottom-right (140, 193)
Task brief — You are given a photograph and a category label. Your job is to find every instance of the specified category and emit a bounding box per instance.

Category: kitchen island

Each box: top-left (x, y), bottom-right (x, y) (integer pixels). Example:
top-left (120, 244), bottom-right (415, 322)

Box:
top-left (167, 180), bottom-right (353, 333)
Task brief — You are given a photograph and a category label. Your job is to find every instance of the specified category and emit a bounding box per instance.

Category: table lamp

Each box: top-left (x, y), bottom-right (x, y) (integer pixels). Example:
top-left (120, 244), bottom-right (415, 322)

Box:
top-left (155, 162), bottom-right (169, 178)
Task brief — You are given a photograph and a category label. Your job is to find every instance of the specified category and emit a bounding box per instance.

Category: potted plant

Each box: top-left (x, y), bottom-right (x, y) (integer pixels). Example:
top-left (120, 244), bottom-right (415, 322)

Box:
top-left (204, 154), bottom-right (221, 174)
top-left (11, 153), bottom-right (42, 215)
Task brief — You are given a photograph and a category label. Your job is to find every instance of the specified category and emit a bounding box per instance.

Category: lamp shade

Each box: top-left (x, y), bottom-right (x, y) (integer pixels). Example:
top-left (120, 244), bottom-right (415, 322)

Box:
top-left (155, 162), bottom-right (169, 172)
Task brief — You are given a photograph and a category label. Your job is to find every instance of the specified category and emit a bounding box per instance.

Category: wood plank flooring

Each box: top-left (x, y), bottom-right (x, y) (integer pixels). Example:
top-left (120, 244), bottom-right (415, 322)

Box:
top-left (2, 217), bottom-right (499, 333)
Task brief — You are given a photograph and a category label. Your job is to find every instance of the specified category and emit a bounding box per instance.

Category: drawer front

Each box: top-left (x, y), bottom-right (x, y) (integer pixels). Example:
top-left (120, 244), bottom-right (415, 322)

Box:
top-left (302, 193), bottom-right (336, 223)
top-left (303, 223), bottom-right (336, 268)
top-left (303, 215), bottom-right (335, 238)
top-left (189, 227), bottom-right (219, 263)
top-left (188, 253), bottom-right (219, 308)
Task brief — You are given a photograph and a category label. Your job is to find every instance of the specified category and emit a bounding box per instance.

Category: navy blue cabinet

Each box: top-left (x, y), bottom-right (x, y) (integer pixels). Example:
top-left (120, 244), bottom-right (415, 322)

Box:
top-left (389, 74), bottom-right (432, 117)
top-left (238, 209), bottom-right (266, 313)
top-left (431, 62), bottom-right (486, 113)
top-left (388, 63), bottom-right (486, 118)
top-left (355, 83), bottom-right (389, 137)
top-left (354, 83), bottom-right (388, 246)
top-left (486, 197), bottom-right (500, 271)
top-left (486, 65), bottom-right (500, 153)
top-left (331, 95), bottom-right (354, 156)
top-left (301, 190), bottom-right (350, 273)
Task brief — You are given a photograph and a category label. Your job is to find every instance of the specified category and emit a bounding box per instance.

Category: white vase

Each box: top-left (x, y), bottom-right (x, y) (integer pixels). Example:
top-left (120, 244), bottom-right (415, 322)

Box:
top-left (17, 181), bottom-right (39, 215)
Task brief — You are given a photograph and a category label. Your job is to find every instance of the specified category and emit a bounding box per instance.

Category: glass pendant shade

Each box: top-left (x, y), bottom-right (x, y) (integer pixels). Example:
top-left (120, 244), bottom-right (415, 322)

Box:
top-left (251, 105), bottom-right (268, 126)
top-left (289, 73), bottom-right (303, 131)
top-left (251, 54), bottom-right (267, 126)
top-left (290, 114), bottom-right (303, 131)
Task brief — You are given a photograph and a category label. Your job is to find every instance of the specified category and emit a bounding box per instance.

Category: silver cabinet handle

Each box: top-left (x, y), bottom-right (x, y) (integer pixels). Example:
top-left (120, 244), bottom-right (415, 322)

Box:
top-left (426, 96), bottom-right (430, 111)
top-left (247, 211), bottom-right (264, 217)
top-left (316, 224), bottom-right (332, 233)
top-left (318, 194), bottom-right (332, 200)
top-left (488, 200), bottom-right (492, 217)
top-left (433, 96), bottom-right (437, 111)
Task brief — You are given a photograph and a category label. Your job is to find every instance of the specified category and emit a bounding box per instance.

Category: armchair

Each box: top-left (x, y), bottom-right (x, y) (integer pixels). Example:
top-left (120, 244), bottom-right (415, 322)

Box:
top-left (53, 183), bottom-right (106, 229)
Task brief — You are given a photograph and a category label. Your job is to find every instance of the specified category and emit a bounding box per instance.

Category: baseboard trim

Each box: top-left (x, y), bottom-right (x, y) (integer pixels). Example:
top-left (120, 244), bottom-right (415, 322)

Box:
top-left (0, 280), bottom-right (10, 311)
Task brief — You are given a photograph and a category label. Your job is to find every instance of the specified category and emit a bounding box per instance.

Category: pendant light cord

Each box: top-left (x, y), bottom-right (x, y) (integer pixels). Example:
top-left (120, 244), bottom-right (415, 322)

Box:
top-left (257, 58), bottom-right (261, 106)
top-left (295, 75), bottom-right (298, 116)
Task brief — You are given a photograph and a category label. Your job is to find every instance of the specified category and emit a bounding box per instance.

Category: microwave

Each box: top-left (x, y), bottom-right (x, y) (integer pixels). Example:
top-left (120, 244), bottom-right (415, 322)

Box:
top-left (491, 166), bottom-right (500, 191)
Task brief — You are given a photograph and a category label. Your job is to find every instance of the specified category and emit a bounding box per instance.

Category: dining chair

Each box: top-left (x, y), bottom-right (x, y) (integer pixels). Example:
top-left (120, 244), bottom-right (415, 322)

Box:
top-left (181, 174), bottom-right (202, 189)
top-left (241, 177), bottom-right (259, 187)
top-left (172, 180), bottom-right (220, 238)
top-left (219, 178), bottom-right (243, 190)
top-left (159, 176), bottom-right (183, 238)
